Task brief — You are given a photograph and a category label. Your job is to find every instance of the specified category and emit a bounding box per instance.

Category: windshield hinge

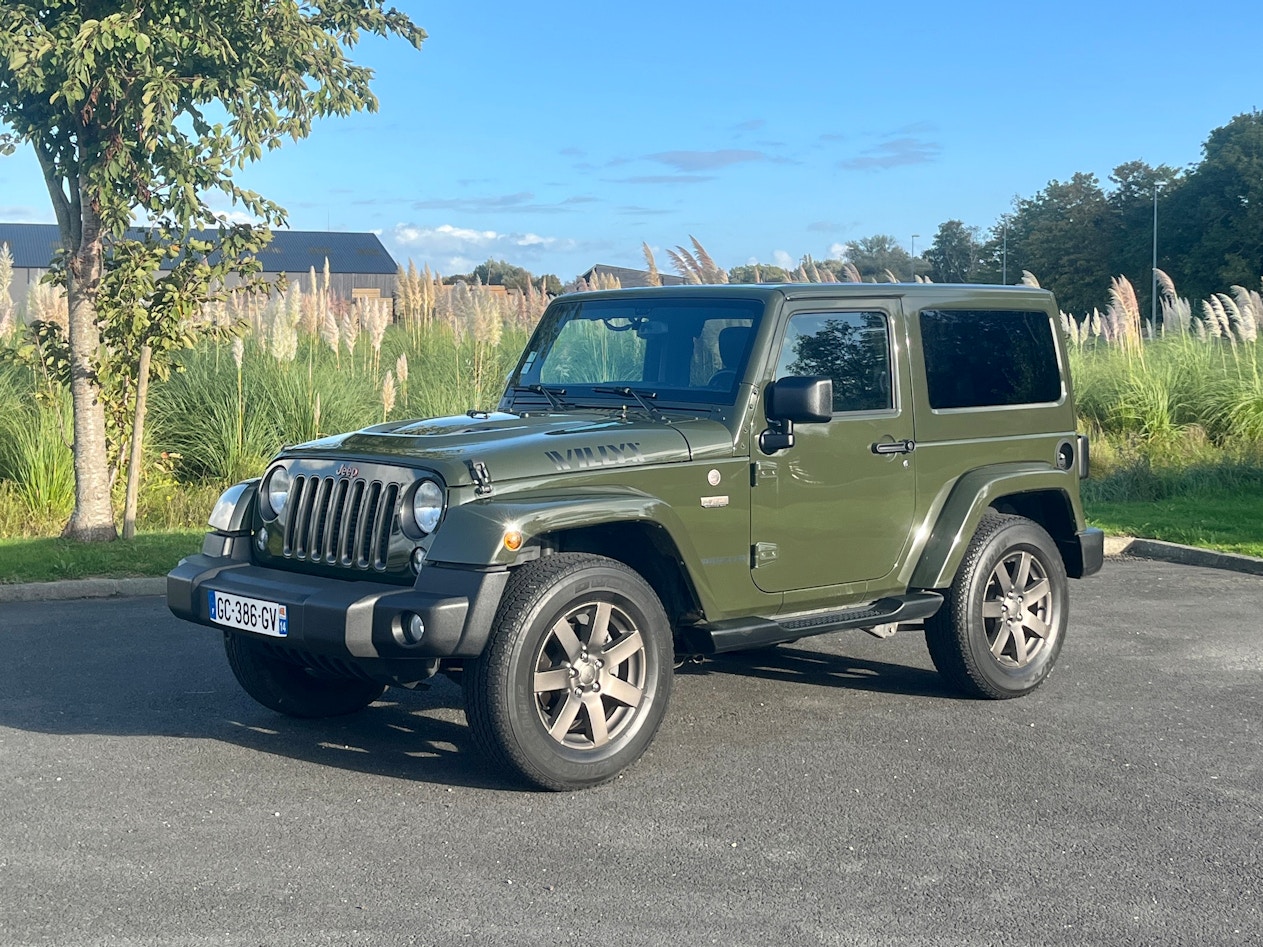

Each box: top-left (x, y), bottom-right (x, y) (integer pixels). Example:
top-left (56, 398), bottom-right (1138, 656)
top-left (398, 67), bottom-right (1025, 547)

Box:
top-left (468, 460), bottom-right (493, 496)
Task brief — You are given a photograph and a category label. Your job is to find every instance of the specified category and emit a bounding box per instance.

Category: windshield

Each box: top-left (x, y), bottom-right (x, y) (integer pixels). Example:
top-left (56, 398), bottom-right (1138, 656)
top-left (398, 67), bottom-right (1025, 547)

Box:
top-left (508, 296), bottom-right (765, 407)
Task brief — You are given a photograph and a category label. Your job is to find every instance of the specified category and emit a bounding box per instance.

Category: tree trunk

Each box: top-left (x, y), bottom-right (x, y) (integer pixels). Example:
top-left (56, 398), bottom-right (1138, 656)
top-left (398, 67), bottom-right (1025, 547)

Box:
top-left (61, 188), bottom-right (117, 542)
top-left (122, 345), bottom-right (152, 540)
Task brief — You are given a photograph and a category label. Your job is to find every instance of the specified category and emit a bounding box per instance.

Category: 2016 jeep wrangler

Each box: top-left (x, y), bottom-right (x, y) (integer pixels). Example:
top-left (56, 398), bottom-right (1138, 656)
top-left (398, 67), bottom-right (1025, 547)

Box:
top-left (168, 283), bottom-right (1103, 790)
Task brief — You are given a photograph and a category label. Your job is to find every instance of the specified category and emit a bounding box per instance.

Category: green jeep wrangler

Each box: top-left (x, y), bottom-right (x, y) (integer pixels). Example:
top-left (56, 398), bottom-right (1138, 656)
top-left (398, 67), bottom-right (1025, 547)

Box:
top-left (168, 283), bottom-right (1103, 790)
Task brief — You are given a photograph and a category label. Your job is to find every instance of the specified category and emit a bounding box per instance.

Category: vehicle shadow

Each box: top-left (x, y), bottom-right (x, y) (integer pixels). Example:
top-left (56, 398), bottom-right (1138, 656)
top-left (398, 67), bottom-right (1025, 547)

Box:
top-left (0, 597), bottom-right (516, 791)
top-left (688, 635), bottom-right (959, 700)
top-left (1, 598), bottom-right (957, 791)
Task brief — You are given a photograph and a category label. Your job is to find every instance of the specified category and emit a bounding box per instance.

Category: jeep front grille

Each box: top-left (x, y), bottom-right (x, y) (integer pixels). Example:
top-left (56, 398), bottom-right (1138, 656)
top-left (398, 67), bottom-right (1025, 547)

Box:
top-left (281, 474), bottom-right (400, 571)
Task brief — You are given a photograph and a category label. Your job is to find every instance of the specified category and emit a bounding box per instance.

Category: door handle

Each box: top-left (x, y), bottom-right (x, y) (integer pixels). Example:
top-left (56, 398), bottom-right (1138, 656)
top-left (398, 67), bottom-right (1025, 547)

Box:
top-left (871, 439), bottom-right (916, 455)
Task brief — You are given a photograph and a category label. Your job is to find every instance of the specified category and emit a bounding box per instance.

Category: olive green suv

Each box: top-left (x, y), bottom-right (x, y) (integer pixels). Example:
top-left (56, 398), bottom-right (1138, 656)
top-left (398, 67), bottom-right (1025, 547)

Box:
top-left (168, 284), bottom-right (1103, 790)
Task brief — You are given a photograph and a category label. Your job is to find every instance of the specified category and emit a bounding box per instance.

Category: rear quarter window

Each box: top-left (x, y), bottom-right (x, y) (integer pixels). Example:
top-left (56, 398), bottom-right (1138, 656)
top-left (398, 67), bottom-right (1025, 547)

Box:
top-left (919, 309), bottom-right (1062, 409)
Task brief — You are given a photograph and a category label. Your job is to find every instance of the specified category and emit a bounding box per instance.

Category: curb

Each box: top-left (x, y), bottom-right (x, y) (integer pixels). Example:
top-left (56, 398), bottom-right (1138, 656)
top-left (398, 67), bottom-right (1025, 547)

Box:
top-left (2, 537), bottom-right (1260, 604)
top-left (1103, 536), bottom-right (1263, 577)
top-left (0, 576), bottom-right (166, 604)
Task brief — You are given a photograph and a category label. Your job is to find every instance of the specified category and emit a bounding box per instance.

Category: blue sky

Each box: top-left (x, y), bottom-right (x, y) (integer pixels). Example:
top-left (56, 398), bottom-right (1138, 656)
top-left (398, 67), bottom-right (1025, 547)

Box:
top-left (2, 0), bottom-right (1261, 281)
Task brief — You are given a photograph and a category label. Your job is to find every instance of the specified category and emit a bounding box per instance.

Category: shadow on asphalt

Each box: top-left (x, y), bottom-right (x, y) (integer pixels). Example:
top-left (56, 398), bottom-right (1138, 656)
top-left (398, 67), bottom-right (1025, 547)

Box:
top-left (0, 605), bottom-right (515, 790)
top-left (1, 599), bottom-right (956, 790)
top-left (688, 637), bottom-right (960, 700)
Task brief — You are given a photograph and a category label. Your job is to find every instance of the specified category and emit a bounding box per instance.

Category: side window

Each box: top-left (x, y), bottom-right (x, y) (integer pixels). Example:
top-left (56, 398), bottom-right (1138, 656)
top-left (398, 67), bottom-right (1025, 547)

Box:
top-left (775, 311), bottom-right (893, 413)
top-left (919, 309), bottom-right (1061, 409)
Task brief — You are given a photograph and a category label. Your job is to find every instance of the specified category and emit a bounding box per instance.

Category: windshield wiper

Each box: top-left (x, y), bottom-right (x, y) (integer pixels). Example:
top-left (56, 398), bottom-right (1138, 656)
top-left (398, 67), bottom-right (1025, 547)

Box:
top-left (515, 384), bottom-right (571, 411)
top-left (594, 386), bottom-right (663, 419)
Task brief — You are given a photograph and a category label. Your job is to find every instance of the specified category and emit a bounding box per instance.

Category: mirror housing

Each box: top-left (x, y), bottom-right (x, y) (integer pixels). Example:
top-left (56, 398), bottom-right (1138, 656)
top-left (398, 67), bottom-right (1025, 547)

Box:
top-left (760, 377), bottom-right (833, 454)
top-left (767, 376), bottom-right (833, 424)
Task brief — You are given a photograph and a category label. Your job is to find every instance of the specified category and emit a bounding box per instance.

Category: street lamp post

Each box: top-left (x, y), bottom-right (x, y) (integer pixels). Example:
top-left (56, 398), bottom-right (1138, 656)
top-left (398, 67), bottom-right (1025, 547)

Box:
top-left (1151, 185), bottom-right (1160, 329)
top-left (910, 234), bottom-right (919, 282)
top-left (1002, 217), bottom-right (1009, 284)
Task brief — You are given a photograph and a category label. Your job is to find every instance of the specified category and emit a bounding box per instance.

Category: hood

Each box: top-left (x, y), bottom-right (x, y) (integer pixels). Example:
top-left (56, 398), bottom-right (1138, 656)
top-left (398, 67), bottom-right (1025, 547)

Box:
top-left (283, 410), bottom-right (735, 486)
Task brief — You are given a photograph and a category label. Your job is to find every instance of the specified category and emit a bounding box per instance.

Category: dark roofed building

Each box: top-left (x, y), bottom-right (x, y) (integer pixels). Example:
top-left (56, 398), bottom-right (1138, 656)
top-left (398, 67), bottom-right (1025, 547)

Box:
top-left (577, 263), bottom-right (687, 289)
top-left (0, 223), bottom-right (398, 310)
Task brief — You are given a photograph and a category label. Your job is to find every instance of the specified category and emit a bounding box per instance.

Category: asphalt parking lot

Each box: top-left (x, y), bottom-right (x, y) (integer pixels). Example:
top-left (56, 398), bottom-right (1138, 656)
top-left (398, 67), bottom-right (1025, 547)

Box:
top-left (1, 557), bottom-right (1259, 947)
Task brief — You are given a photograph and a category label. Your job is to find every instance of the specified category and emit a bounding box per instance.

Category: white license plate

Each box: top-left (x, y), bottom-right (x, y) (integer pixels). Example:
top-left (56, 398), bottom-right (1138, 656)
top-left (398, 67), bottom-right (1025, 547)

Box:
top-left (208, 590), bottom-right (288, 637)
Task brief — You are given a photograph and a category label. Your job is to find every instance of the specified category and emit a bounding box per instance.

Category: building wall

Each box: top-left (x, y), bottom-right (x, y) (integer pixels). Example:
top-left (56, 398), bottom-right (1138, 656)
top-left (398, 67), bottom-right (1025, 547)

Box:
top-left (3, 267), bottom-right (397, 317)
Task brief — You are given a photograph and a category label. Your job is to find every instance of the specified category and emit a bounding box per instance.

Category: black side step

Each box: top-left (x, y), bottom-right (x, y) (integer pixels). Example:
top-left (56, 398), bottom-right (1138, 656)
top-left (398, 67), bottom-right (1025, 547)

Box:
top-left (679, 592), bottom-right (943, 655)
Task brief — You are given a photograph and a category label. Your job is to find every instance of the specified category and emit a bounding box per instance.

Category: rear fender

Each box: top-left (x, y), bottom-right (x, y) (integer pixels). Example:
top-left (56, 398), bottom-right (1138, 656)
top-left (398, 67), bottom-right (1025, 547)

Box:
top-left (908, 464), bottom-right (1083, 590)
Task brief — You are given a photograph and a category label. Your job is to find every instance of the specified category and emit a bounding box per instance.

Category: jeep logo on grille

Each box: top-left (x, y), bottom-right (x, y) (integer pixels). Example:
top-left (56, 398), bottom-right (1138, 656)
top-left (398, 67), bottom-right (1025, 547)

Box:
top-left (336, 464), bottom-right (359, 478)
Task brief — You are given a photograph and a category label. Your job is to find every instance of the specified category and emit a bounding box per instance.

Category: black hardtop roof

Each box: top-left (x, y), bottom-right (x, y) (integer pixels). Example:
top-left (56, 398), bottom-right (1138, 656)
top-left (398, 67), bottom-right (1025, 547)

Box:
top-left (556, 282), bottom-right (1056, 306)
top-left (0, 222), bottom-right (397, 274)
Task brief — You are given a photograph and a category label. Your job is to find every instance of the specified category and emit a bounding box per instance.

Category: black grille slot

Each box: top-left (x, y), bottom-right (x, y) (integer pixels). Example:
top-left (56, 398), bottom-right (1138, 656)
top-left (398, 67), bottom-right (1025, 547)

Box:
top-left (280, 474), bottom-right (399, 572)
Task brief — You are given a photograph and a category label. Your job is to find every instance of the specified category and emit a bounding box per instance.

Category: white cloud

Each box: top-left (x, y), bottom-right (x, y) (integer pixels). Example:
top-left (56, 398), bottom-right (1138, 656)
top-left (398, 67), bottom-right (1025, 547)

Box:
top-left (0, 205), bottom-right (52, 223)
top-left (828, 243), bottom-right (848, 259)
top-left (772, 250), bottom-right (794, 269)
top-left (387, 222), bottom-right (579, 272)
top-left (215, 210), bottom-right (261, 226)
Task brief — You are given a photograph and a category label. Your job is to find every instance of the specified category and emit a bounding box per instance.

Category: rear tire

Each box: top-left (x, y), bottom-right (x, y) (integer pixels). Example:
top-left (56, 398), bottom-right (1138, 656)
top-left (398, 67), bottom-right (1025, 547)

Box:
top-left (463, 553), bottom-right (673, 791)
top-left (225, 633), bottom-right (385, 718)
top-left (925, 511), bottom-right (1069, 699)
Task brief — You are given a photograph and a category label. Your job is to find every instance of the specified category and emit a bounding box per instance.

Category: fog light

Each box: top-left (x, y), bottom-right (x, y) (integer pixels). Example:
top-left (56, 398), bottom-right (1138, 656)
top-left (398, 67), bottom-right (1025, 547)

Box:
top-left (410, 547), bottom-right (426, 573)
top-left (256, 527), bottom-right (269, 551)
top-left (406, 613), bottom-right (425, 645)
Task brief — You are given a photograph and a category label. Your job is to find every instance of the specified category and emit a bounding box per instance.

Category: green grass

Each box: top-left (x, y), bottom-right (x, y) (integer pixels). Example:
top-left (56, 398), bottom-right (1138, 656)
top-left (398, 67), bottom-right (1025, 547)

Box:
top-left (1086, 491), bottom-right (1263, 557)
top-left (0, 531), bottom-right (203, 584)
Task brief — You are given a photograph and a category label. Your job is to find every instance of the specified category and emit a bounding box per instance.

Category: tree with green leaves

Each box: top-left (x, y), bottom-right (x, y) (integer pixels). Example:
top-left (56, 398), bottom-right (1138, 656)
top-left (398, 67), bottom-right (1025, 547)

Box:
top-left (1166, 112), bottom-right (1263, 302)
top-left (1003, 172), bottom-right (1112, 313)
top-left (0, 1), bottom-right (425, 540)
top-left (841, 235), bottom-right (912, 282)
top-left (451, 259), bottom-right (561, 296)
top-left (728, 263), bottom-right (793, 284)
top-left (925, 220), bottom-right (979, 283)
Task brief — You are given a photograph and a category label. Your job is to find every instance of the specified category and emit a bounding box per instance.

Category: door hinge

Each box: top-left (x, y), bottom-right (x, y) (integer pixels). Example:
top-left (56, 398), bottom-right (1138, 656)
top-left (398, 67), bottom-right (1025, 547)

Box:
top-left (751, 461), bottom-right (778, 487)
top-left (751, 542), bottom-right (778, 568)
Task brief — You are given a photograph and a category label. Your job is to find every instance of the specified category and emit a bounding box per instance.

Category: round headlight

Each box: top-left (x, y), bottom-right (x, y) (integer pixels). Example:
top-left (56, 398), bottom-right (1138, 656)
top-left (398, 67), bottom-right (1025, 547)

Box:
top-left (263, 465), bottom-right (291, 518)
top-left (411, 479), bottom-right (444, 534)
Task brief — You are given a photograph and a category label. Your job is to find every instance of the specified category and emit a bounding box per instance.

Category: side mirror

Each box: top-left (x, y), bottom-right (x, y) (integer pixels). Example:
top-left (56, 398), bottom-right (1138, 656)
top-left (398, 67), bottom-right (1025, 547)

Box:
top-left (768, 376), bottom-right (833, 423)
top-left (760, 376), bottom-right (833, 453)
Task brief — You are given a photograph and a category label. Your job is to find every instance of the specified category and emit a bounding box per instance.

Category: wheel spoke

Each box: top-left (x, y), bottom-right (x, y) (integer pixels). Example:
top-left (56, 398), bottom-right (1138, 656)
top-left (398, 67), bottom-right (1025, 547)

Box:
top-left (587, 602), bottom-right (613, 650)
top-left (549, 617), bottom-right (584, 662)
top-left (1014, 552), bottom-right (1034, 590)
top-left (602, 676), bottom-right (643, 708)
top-left (990, 624), bottom-right (1012, 658)
top-left (1024, 577), bottom-right (1050, 603)
top-left (982, 599), bottom-right (1005, 619)
top-left (601, 629), bottom-right (644, 667)
top-left (533, 667), bottom-right (572, 694)
top-left (583, 694), bottom-right (610, 747)
top-left (1011, 625), bottom-right (1030, 664)
top-left (1022, 612), bottom-right (1051, 640)
top-left (992, 563), bottom-right (1013, 595)
top-left (547, 690), bottom-right (583, 739)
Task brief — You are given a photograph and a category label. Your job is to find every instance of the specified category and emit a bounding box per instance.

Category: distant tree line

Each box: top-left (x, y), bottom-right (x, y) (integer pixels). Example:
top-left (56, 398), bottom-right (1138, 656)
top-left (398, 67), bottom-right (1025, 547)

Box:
top-left (446, 259), bottom-right (562, 296)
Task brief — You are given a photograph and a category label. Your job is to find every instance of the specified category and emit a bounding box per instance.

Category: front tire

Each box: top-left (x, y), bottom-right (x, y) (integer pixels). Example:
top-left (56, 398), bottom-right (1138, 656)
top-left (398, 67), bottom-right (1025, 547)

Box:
top-left (463, 553), bottom-right (674, 791)
top-left (925, 511), bottom-right (1069, 699)
top-left (225, 633), bottom-right (386, 718)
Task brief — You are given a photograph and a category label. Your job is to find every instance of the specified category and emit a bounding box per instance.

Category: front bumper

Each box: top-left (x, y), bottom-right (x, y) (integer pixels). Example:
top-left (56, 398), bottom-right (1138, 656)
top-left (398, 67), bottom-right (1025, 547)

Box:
top-left (167, 552), bottom-right (509, 660)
